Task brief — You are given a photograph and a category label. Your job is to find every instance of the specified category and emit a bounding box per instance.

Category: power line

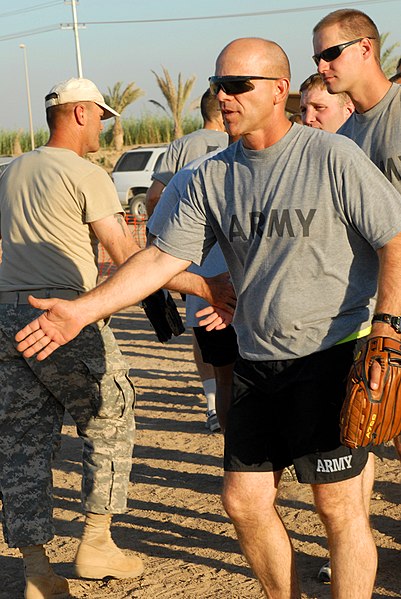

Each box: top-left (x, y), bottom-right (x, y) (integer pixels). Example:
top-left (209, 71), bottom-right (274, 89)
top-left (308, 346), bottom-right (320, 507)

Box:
top-left (0, 25), bottom-right (59, 42)
top-left (0, 1), bottom-right (61, 19)
top-left (67, 0), bottom-right (401, 26)
top-left (0, 0), bottom-right (399, 42)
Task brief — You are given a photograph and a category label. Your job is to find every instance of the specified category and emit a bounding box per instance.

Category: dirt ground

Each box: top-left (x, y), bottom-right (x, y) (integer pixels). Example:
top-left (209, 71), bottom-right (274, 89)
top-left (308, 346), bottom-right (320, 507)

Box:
top-left (0, 299), bottom-right (400, 599)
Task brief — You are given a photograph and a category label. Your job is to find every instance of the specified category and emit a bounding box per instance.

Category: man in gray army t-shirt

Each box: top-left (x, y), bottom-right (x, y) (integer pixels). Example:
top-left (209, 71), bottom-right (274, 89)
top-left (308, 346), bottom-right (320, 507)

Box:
top-left (14, 39), bottom-right (401, 598)
top-left (313, 9), bottom-right (401, 194)
top-left (313, 9), bottom-right (401, 461)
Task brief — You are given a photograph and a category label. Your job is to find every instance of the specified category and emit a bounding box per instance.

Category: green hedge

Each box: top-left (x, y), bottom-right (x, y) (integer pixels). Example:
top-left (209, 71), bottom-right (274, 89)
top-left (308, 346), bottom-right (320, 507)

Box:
top-left (101, 113), bottom-right (202, 147)
top-left (0, 114), bottom-right (203, 154)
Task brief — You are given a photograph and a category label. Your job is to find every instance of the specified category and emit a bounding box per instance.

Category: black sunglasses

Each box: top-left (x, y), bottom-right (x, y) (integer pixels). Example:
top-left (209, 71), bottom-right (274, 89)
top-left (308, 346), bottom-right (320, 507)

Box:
top-left (209, 75), bottom-right (280, 96)
top-left (312, 37), bottom-right (375, 66)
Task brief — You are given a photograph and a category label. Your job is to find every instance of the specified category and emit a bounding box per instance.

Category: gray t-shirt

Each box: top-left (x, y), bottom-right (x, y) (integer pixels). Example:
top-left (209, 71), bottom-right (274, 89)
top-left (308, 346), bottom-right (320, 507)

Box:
top-left (151, 129), bottom-right (228, 186)
top-left (338, 84), bottom-right (401, 194)
top-left (148, 151), bottom-right (227, 327)
top-left (155, 124), bottom-right (401, 360)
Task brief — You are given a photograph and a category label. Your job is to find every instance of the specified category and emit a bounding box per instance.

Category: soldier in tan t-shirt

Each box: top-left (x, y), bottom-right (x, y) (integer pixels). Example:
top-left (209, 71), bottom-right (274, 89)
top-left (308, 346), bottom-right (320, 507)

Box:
top-left (0, 78), bottom-right (235, 599)
top-left (0, 78), bottom-right (145, 598)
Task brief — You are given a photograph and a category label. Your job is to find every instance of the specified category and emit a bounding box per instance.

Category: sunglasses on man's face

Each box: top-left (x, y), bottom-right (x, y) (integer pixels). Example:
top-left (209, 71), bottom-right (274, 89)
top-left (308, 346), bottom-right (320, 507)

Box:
top-left (312, 37), bottom-right (375, 66)
top-left (208, 75), bottom-right (280, 96)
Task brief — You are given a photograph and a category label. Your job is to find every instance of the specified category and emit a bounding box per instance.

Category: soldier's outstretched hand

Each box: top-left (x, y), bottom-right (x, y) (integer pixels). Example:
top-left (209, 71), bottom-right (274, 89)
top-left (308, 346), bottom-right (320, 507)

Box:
top-left (15, 295), bottom-right (86, 360)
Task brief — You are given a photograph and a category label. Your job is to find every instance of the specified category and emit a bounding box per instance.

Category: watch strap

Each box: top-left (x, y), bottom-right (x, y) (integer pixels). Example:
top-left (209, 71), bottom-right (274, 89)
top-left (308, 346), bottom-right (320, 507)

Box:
top-left (372, 313), bottom-right (401, 333)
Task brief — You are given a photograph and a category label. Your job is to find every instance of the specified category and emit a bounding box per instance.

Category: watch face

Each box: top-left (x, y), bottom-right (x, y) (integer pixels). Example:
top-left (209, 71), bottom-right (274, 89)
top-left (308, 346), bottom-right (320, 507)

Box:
top-left (389, 316), bottom-right (400, 332)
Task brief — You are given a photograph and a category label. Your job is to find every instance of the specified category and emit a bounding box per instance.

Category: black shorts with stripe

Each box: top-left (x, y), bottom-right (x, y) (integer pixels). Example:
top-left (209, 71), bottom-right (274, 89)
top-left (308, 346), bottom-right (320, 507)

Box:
top-left (224, 340), bottom-right (370, 484)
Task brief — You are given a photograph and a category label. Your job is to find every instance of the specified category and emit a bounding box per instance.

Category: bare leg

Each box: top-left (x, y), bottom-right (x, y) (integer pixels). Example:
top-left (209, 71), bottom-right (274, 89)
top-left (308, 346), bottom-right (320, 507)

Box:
top-left (362, 452), bottom-right (375, 514)
top-left (192, 330), bottom-right (215, 384)
top-left (222, 471), bottom-right (301, 598)
top-left (192, 331), bottom-right (218, 431)
top-left (313, 471), bottom-right (377, 599)
top-left (318, 451), bottom-right (375, 582)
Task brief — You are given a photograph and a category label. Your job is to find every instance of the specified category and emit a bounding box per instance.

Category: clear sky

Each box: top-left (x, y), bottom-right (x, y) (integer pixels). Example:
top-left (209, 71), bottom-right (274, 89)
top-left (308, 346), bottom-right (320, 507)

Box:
top-left (1, 0), bottom-right (400, 132)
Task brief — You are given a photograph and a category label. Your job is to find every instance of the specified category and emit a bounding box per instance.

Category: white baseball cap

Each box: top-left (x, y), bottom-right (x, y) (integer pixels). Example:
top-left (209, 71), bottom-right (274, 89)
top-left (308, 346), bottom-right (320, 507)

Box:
top-left (45, 78), bottom-right (119, 120)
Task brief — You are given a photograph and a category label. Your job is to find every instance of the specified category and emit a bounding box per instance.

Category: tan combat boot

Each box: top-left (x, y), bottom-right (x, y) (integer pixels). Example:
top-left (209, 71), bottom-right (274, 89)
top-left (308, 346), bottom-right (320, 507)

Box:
top-left (20, 545), bottom-right (69, 599)
top-left (74, 512), bottom-right (144, 579)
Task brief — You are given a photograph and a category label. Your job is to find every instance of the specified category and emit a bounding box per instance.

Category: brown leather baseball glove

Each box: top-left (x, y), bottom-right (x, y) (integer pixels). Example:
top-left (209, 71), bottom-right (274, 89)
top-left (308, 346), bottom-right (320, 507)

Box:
top-left (340, 336), bottom-right (401, 448)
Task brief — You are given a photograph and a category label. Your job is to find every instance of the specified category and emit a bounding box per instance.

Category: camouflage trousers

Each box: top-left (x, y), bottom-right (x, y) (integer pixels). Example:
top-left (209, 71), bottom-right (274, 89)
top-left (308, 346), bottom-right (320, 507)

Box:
top-left (0, 304), bottom-right (136, 548)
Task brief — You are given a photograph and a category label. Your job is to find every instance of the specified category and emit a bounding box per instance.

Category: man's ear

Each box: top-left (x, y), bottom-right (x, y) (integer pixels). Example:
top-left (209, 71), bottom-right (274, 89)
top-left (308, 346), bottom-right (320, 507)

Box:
top-left (360, 37), bottom-right (375, 61)
top-left (73, 103), bottom-right (86, 125)
top-left (344, 101), bottom-right (355, 118)
top-left (273, 78), bottom-right (291, 105)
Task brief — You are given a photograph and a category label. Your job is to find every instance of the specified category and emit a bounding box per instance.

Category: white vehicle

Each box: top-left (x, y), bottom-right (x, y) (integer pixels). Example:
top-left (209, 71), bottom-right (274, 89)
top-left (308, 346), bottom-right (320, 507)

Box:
top-left (0, 156), bottom-right (14, 176)
top-left (111, 145), bottom-right (167, 217)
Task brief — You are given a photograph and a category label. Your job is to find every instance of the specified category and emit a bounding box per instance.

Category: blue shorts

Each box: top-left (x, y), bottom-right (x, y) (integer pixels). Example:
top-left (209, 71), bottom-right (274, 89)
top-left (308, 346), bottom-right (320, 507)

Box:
top-left (224, 340), bottom-right (369, 484)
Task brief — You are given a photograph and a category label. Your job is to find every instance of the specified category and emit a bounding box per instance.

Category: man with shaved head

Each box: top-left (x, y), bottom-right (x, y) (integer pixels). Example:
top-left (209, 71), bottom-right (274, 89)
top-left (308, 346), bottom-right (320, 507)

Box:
top-left (14, 38), bottom-right (401, 597)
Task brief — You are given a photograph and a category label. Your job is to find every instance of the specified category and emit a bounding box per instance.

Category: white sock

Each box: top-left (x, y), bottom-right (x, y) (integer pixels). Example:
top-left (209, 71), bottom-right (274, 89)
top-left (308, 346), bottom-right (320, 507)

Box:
top-left (202, 378), bottom-right (216, 413)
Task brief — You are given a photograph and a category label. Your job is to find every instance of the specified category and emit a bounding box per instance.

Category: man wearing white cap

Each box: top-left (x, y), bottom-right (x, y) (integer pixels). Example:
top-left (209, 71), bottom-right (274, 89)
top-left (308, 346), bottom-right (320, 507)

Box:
top-left (0, 78), bottom-right (234, 598)
top-left (0, 78), bottom-right (144, 598)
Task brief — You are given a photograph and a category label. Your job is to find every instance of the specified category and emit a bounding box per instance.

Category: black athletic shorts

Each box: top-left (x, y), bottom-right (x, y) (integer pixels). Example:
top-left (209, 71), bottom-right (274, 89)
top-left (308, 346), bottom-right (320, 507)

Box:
top-left (193, 325), bottom-right (238, 367)
top-left (224, 340), bottom-right (370, 484)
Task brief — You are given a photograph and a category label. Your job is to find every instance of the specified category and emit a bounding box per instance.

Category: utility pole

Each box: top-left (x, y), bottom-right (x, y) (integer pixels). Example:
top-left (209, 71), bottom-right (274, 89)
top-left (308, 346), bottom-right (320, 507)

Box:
top-left (63, 0), bottom-right (83, 77)
top-left (19, 44), bottom-right (35, 151)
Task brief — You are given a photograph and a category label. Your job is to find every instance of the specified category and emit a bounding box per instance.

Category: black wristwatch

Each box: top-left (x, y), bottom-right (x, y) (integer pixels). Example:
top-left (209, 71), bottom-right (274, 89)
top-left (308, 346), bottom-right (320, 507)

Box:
top-left (372, 313), bottom-right (401, 333)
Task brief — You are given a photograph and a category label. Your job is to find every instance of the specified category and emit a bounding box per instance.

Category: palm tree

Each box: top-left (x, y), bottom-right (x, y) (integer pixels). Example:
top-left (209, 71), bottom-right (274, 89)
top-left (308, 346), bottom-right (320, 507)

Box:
top-left (103, 82), bottom-right (144, 151)
top-left (380, 33), bottom-right (400, 78)
top-left (149, 67), bottom-right (196, 139)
